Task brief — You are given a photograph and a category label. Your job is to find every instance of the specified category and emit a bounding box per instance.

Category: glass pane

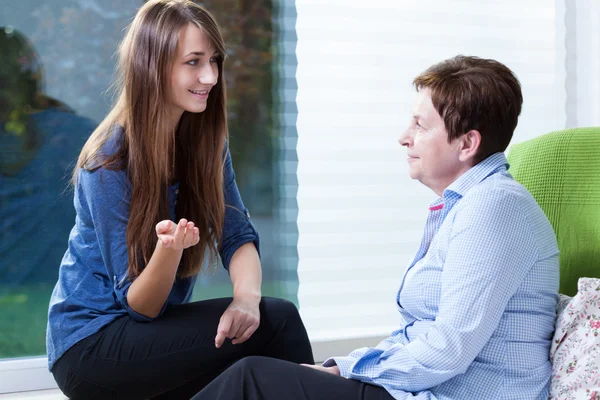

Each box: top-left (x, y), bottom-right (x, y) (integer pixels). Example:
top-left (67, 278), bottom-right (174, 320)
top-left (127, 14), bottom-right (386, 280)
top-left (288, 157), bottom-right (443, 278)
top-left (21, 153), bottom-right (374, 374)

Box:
top-left (0, 0), bottom-right (297, 359)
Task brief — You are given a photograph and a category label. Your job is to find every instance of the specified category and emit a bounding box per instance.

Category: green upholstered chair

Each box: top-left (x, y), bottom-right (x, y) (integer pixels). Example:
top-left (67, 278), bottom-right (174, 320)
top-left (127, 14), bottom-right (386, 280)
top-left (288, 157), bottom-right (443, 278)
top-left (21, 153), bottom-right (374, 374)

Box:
top-left (507, 127), bottom-right (600, 296)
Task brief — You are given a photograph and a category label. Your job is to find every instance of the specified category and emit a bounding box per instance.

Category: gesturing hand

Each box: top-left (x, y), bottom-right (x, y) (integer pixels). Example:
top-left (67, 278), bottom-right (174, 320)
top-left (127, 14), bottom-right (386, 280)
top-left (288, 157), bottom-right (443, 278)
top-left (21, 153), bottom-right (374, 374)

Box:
top-left (156, 218), bottom-right (199, 250)
top-left (215, 297), bottom-right (260, 348)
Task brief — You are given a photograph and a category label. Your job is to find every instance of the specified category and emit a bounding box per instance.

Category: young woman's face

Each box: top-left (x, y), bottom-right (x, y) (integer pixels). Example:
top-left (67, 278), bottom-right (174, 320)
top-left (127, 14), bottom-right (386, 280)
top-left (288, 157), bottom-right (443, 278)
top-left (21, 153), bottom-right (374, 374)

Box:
top-left (169, 23), bottom-right (219, 121)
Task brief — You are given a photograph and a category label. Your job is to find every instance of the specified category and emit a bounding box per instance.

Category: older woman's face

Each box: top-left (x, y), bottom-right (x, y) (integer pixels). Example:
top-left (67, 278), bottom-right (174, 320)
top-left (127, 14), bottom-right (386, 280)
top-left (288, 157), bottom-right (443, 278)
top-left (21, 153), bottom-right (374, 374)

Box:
top-left (398, 89), bottom-right (467, 196)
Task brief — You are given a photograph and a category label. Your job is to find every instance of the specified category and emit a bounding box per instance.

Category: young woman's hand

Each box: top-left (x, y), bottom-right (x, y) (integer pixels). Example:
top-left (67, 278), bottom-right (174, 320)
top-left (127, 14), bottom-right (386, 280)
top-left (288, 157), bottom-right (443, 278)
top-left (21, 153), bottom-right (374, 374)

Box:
top-left (156, 218), bottom-right (199, 250)
top-left (214, 296), bottom-right (260, 348)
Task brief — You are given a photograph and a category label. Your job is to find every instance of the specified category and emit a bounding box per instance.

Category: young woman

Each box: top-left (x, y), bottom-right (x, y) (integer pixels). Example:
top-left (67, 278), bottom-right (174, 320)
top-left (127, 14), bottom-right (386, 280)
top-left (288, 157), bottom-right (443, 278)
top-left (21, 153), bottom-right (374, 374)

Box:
top-left (46, 1), bottom-right (313, 399)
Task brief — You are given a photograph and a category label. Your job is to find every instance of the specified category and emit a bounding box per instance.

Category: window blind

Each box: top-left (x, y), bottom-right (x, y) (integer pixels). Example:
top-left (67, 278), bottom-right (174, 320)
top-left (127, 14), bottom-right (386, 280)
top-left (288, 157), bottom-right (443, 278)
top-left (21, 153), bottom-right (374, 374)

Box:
top-left (295, 0), bottom-right (566, 341)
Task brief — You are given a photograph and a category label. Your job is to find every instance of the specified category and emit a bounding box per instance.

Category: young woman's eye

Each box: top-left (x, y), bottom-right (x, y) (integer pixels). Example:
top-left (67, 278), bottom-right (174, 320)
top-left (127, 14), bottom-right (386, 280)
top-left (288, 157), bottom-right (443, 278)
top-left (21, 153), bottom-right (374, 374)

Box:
top-left (186, 59), bottom-right (199, 66)
top-left (209, 56), bottom-right (219, 63)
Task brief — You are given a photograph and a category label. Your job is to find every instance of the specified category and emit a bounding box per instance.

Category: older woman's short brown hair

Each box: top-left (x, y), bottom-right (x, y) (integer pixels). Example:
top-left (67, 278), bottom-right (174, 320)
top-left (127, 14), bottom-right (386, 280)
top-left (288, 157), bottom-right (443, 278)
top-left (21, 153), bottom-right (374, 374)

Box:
top-left (413, 55), bottom-right (523, 163)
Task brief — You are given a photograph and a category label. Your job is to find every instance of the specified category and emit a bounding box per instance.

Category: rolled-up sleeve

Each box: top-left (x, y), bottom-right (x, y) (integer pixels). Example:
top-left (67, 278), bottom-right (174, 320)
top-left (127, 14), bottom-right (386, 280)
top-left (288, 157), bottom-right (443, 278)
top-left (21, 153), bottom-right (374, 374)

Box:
top-left (219, 148), bottom-right (260, 270)
top-left (77, 167), bottom-right (163, 322)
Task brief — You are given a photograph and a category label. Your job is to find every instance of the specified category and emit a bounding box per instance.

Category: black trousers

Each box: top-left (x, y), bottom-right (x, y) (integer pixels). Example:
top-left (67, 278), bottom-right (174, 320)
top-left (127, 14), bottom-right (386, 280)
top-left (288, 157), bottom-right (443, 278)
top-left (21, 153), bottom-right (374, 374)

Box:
top-left (191, 356), bottom-right (395, 400)
top-left (51, 297), bottom-right (314, 400)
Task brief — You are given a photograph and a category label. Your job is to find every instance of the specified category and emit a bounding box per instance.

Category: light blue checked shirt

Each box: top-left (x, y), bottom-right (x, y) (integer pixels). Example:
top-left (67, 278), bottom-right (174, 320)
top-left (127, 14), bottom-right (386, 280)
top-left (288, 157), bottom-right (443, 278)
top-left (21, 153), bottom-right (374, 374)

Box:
top-left (324, 153), bottom-right (560, 400)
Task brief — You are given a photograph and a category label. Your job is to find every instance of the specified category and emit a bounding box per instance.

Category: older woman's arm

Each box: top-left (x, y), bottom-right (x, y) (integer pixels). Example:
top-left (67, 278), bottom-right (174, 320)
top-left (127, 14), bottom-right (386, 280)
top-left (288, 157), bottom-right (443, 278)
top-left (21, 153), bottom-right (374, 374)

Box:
top-left (324, 189), bottom-right (545, 392)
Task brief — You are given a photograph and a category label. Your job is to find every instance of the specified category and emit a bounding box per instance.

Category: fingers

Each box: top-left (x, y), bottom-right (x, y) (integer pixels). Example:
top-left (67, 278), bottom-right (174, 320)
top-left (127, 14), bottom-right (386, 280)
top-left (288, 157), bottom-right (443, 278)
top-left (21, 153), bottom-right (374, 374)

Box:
top-left (158, 234), bottom-right (171, 247)
top-left (215, 313), bottom-right (233, 348)
top-left (157, 219), bottom-right (173, 247)
top-left (231, 321), bottom-right (246, 343)
top-left (157, 220), bottom-right (176, 247)
top-left (182, 222), bottom-right (199, 248)
top-left (157, 219), bottom-right (199, 250)
top-left (156, 220), bottom-right (172, 235)
top-left (173, 219), bottom-right (187, 247)
top-left (231, 320), bottom-right (259, 345)
top-left (299, 364), bottom-right (339, 375)
top-left (220, 311), bottom-right (243, 344)
top-left (191, 225), bottom-right (199, 245)
top-left (216, 306), bottom-right (260, 347)
top-left (301, 364), bottom-right (323, 372)
top-left (229, 316), bottom-right (245, 339)
top-left (175, 219), bottom-right (200, 249)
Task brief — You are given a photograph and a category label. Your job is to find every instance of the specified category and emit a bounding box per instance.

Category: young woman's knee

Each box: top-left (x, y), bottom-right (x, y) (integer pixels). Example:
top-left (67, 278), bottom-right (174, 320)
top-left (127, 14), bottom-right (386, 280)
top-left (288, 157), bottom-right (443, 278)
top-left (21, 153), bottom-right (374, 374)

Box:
top-left (261, 297), bottom-right (302, 325)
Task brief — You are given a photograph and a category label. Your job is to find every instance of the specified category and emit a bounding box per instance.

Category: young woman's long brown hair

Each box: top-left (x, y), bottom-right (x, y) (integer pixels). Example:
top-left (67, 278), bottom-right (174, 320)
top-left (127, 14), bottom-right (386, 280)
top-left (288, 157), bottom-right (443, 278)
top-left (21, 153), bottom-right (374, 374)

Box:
top-left (74, 0), bottom-right (228, 278)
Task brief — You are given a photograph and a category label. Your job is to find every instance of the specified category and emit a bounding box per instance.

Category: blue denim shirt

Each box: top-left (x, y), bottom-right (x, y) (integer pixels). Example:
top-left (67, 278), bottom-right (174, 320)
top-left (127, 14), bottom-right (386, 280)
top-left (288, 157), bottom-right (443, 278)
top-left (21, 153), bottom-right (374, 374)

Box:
top-left (46, 127), bottom-right (259, 370)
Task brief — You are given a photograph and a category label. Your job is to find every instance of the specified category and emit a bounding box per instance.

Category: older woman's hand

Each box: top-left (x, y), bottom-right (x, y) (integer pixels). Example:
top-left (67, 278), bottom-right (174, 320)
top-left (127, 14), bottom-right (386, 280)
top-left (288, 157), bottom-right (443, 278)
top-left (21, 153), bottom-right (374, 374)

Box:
top-left (301, 363), bottom-right (341, 376)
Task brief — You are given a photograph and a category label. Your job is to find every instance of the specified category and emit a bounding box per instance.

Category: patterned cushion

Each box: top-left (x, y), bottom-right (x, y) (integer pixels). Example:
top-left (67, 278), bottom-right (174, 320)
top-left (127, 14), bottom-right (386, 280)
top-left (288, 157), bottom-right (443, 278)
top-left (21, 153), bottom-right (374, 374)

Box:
top-left (549, 278), bottom-right (600, 399)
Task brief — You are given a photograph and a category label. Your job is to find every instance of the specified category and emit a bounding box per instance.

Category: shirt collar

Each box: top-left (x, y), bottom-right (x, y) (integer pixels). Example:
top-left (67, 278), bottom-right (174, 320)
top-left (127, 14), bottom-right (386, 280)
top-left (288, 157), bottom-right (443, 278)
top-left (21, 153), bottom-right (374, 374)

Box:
top-left (444, 152), bottom-right (509, 198)
top-left (428, 152), bottom-right (509, 209)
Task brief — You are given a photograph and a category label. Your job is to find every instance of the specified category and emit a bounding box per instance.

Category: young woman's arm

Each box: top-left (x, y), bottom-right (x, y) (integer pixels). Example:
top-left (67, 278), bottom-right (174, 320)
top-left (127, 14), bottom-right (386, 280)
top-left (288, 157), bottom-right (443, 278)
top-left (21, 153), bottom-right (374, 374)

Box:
top-left (229, 242), bottom-right (262, 302)
top-left (76, 165), bottom-right (192, 322)
top-left (127, 219), bottom-right (199, 318)
top-left (214, 148), bottom-right (263, 348)
top-left (214, 242), bottom-right (262, 348)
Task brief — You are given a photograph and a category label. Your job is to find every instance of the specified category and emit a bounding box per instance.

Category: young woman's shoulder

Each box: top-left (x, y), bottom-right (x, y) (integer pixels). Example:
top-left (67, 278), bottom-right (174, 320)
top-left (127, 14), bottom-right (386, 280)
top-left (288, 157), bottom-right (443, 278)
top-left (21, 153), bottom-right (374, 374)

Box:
top-left (78, 124), bottom-right (129, 192)
top-left (92, 124), bottom-right (126, 167)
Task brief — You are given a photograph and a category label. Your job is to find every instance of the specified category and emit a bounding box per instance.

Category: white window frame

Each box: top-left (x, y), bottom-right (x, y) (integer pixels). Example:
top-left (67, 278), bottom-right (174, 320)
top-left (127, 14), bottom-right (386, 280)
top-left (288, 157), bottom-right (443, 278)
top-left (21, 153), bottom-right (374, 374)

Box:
top-left (564, 0), bottom-right (600, 128)
top-left (0, 357), bottom-right (56, 393)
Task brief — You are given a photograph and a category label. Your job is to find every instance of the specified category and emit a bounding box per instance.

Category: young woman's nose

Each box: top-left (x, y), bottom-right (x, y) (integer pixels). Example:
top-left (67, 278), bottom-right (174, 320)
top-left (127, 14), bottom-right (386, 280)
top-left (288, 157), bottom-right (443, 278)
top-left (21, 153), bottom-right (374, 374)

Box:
top-left (198, 64), bottom-right (218, 85)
